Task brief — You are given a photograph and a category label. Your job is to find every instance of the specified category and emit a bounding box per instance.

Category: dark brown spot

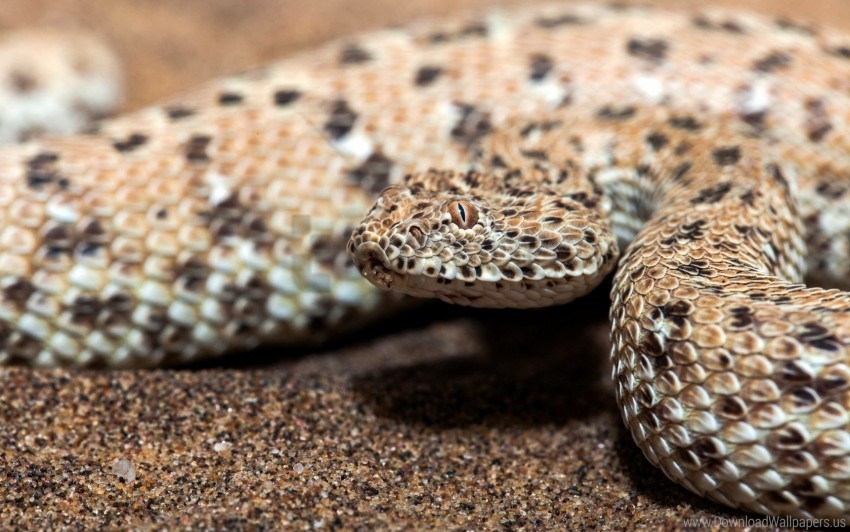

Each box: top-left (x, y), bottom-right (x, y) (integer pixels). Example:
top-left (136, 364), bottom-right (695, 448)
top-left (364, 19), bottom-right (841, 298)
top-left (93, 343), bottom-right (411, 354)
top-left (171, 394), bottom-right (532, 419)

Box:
top-left (556, 246), bottom-right (575, 262)
top-left (674, 142), bottom-right (692, 155)
top-left (669, 116), bottom-right (702, 131)
top-left (520, 149), bottom-right (548, 161)
top-left (218, 92), bottom-right (244, 105)
top-left (752, 51), bottom-right (792, 73)
top-left (347, 151), bottom-right (394, 195)
top-left (340, 43), bottom-right (372, 64)
top-left (427, 31), bottom-right (450, 44)
top-left (519, 120), bottom-right (563, 138)
top-left (70, 294), bottom-right (101, 320)
top-left (692, 16), bottom-right (712, 29)
top-left (324, 100), bottom-right (358, 140)
top-left (712, 146), bottom-right (741, 166)
top-left (165, 106), bottom-right (195, 120)
top-left (692, 15), bottom-right (746, 34)
top-left (651, 354), bottom-right (672, 371)
top-left (273, 89), bottom-right (302, 106)
top-left (796, 322), bottom-right (842, 352)
top-left (741, 110), bottom-right (767, 130)
top-left (815, 181), bottom-right (846, 199)
top-left (174, 256), bottom-right (210, 293)
top-left (789, 387), bottom-right (819, 408)
top-left (804, 98), bottom-right (832, 142)
top-left (828, 46), bottom-right (850, 60)
top-left (692, 437), bottom-right (722, 459)
top-left (662, 300), bottom-right (695, 316)
top-left (77, 241), bottom-right (101, 257)
top-left (597, 105), bottom-right (636, 121)
top-left (641, 332), bottom-right (664, 357)
top-left (646, 132), bottom-right (668, 150)
top-left (450, 103), bottom-right (492, 147)
top-left (501, 267), bottom-right (517, 280)
top-left (776, 425), bottom-right (807, 448)
top-left (43, 224), bottom-right (69, 245)
top-left (415, 66), bottom-right (444, 87)
top-left (105, 292), bottom-right (134, 312)
top-left (3, 278), bottom-right (34, 308)
top-left (626, 38), bottom-right (668, 62)
top-left (675, 260), bottom-right (712, 277)
top-left (310, 231), bottom-right (350, 269)
top-left (519, 235), bottom-right (539, 247)
top-left (185, 134), bottom-right (212, 162)
top-left (529, 53), bottom-right (554, 81)
top-left (9, 70), bottom-right (37, 93)
top-left (27, 151), bottom-right (59, 166)
top-left (535, 13), bottom-right (584, 28)
top-left (797, 322), bottom-right (830, 340)
top-left (25, 151), bottom-right (62, 189)
top-left (112, 133), bottom-right (148, 153)
top-left (662, 221), bottom-right (706, 246)
top-left (460, 22), bottom-right (488, 38)
top-left (8, 333), bottom-right (41, 360)
top-left (563, 191), bottom-right (598, 209)
top-left (729, 306), bottom-right (753, 328)
top-left (489, 155), bottom-right (507, 168)
top-left (675, 448), bottom-right (700, 469)
top-left (816, 373), bottom-right (849, 393)
top-left (691, 182), bottom-right (732, 205)
top-left (781, 360), bottom-right (814, 383)
top-left (717, 396), bottom-right (746, 419)
top-left (459, 265), bottom-right (475, 280)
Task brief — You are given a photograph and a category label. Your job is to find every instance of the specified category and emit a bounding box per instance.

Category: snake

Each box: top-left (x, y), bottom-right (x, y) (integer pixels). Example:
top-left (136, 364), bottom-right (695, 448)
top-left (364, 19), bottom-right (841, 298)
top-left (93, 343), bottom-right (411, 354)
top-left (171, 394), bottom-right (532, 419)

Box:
top-left (3, 1), bottom-right (850, 519)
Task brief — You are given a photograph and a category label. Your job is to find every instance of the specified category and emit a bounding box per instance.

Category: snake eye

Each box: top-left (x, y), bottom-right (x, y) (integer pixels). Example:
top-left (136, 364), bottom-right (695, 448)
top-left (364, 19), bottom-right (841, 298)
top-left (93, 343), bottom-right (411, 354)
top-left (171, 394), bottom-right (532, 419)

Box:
top-left (447, 200), bottom-right (478, 228)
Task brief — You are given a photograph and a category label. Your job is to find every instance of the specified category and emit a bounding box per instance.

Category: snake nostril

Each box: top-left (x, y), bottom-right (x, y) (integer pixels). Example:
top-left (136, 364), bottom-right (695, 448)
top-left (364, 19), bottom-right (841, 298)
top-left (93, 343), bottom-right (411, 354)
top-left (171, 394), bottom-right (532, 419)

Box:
top-left (407, 224), bottom-right (426, 246)
top-left (354, 242), bottom-right (389, 267)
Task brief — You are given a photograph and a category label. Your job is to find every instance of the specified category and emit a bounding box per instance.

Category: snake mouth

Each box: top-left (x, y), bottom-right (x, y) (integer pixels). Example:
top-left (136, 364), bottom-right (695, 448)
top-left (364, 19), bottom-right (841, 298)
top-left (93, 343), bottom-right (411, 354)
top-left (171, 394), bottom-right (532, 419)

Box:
top-left (354, 243), bottom-right (395, 289)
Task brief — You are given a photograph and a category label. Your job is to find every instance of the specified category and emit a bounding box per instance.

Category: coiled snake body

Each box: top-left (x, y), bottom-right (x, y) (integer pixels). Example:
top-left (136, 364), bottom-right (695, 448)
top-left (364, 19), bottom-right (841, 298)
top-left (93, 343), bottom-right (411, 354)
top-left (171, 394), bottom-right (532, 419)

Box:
top-left (5, 2), bottom-right (850, 518)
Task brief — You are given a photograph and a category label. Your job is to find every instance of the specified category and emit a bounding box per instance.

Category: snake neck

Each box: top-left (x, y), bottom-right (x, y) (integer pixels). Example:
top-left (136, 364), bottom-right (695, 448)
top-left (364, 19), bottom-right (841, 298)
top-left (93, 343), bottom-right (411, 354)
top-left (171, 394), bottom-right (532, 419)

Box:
top-left (477, 107), bottom-right (806, 286)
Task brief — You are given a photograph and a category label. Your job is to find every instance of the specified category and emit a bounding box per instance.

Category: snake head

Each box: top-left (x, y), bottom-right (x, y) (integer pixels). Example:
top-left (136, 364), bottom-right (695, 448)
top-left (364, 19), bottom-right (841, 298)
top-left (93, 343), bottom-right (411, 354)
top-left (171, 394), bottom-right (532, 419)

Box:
top-left (349, 169), bottom-right (619, 308)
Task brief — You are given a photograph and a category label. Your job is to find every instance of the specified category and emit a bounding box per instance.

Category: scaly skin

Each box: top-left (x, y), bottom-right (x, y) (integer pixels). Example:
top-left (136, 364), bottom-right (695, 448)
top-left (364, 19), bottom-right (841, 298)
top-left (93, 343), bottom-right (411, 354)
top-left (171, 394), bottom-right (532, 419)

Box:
top-left (4, 1), bottom-right (850, 517)
top-left (352, 104), bottom-right (850, 517)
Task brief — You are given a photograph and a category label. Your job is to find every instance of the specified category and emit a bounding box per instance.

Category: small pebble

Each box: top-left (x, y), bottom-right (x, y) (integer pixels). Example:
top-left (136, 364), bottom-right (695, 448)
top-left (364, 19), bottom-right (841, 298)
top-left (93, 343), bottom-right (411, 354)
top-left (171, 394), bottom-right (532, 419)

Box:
top-left (213, 441), bottom-right (233, 452)
top-left (111, 458), bottom-right (136, 482)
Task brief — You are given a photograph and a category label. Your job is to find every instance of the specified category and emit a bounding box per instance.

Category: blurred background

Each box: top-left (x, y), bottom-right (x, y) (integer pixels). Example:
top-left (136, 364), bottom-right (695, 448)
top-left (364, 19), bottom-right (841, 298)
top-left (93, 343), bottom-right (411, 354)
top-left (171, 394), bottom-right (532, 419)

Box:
top-left (2, 0), bottom-right (848, 110)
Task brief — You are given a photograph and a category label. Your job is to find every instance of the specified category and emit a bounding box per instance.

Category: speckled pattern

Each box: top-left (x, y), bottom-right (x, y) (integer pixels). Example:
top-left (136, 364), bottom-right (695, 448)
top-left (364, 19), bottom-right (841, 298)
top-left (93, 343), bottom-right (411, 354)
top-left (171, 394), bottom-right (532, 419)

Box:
top-left (2, 0), bottom-right (850, 528)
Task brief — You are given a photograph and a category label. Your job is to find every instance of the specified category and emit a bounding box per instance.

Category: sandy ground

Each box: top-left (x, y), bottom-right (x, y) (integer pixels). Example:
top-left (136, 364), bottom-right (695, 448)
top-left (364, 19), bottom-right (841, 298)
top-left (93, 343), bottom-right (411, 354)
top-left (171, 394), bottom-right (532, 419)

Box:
top-left (0, 0), bottom-right (848, 528)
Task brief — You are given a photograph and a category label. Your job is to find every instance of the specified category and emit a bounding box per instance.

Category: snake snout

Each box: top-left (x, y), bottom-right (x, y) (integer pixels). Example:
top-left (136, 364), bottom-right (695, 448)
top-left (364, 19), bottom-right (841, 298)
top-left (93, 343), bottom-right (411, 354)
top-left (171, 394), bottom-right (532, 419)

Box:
top-left (354, 242), bottom-right (395, 289)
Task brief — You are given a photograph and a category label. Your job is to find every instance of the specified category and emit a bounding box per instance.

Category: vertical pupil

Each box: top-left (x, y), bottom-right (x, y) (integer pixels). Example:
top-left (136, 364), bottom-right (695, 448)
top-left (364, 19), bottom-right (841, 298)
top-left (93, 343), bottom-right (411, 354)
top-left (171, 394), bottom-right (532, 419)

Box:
top-left (457, 203), bottom-right (466, 223)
